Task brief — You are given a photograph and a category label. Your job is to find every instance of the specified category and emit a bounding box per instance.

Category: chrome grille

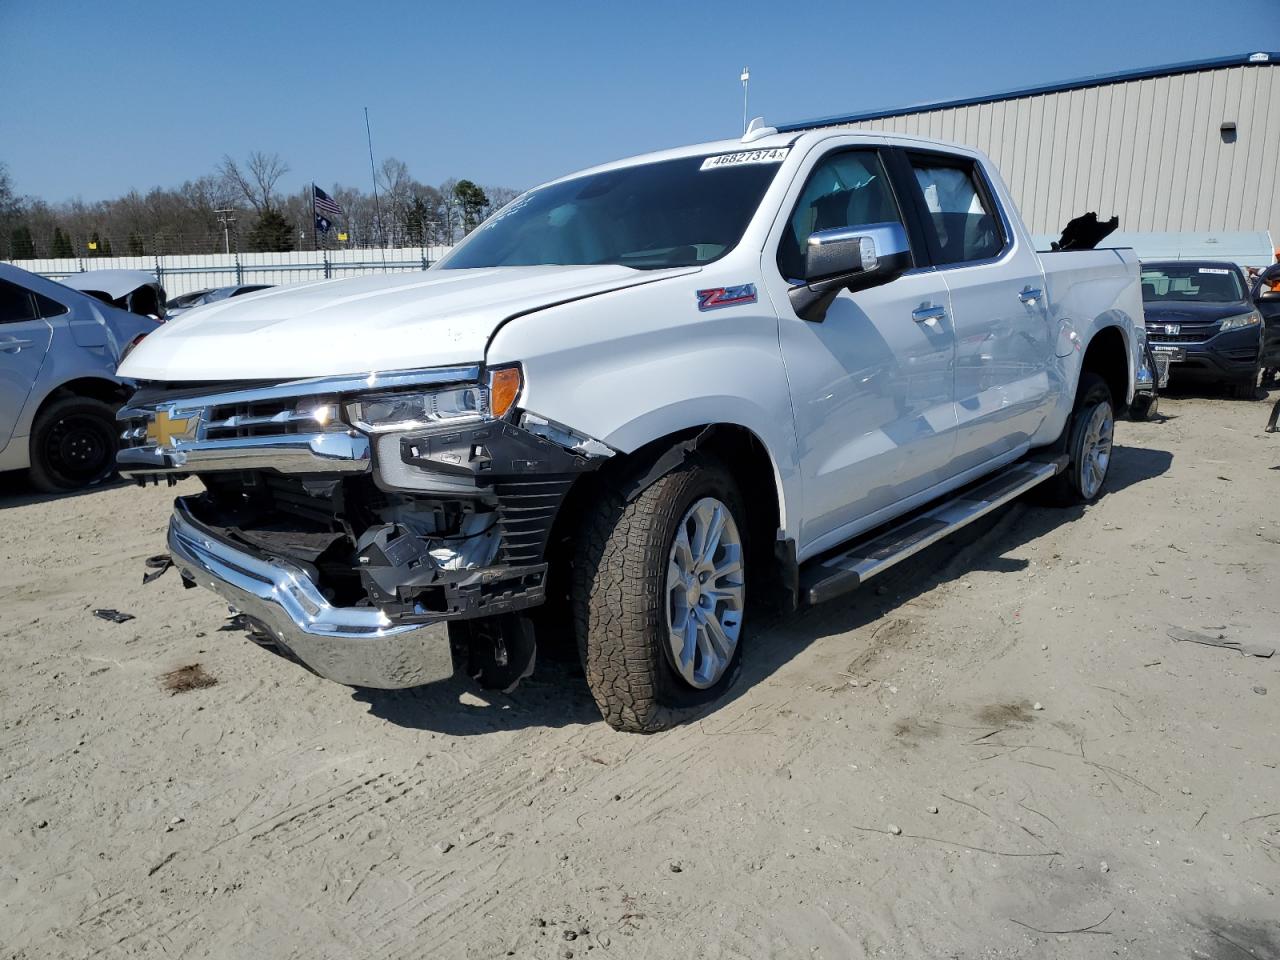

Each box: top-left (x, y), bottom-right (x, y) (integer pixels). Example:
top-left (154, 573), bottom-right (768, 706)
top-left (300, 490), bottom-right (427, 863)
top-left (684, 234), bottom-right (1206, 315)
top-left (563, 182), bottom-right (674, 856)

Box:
top-left (117, 366), bottom-right (480, 478)
top-left (203, 399), bottom-right (337, 441)
top-left (1146, 325), bottom-right (1217, 344)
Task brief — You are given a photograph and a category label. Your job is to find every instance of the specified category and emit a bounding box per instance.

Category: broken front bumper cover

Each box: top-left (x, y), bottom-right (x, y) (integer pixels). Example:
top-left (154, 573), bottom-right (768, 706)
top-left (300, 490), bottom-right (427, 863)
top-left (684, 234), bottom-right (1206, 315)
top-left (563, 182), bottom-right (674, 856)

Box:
top-left (168, 497), bottom-right (455, 689)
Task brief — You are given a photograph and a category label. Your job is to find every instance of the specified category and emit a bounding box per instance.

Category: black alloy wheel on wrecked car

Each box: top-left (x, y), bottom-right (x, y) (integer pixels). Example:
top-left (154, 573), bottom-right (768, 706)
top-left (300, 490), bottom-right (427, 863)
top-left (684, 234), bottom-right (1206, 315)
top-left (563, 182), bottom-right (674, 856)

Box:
top-left (572, 455), bottom-right (747, 733)
top-left (28, 396), bottom-right (119, 493)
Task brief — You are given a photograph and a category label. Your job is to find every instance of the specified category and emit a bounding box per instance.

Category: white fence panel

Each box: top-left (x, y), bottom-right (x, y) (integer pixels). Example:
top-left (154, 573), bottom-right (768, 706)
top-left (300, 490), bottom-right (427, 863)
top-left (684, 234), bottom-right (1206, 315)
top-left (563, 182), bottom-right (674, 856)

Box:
top-left (4, 246), bottom-right (454, 297)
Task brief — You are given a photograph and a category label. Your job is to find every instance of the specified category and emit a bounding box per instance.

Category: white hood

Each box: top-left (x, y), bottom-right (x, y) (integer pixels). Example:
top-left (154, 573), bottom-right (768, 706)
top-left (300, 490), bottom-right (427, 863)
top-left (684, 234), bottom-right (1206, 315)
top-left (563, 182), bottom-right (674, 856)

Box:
top-left (119, 265), bottom-right (697, 381)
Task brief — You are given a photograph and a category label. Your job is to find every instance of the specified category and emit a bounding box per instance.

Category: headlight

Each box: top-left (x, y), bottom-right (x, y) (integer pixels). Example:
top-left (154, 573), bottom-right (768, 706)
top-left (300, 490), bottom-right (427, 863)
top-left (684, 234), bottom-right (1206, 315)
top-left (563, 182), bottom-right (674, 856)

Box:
top-left (1219, 312), bottom-right (1261, 332)
top-left (347, 385), bottom-right (485, 433)
top-left (345, 366), bottom-right (522, 434)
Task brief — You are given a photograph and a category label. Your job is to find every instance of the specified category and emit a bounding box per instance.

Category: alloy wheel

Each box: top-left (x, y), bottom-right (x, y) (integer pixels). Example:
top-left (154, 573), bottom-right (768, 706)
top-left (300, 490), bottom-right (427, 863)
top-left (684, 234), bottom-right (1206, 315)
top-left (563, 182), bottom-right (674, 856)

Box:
top-left (664, 497), bottom-right (745, 689)
top-left (1079, 402), bottom-right (1113, 499)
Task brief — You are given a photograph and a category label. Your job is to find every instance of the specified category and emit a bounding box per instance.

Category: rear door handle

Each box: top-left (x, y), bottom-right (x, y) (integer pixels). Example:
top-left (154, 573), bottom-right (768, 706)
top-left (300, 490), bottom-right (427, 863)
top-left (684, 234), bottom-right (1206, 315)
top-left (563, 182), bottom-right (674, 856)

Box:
top-left (912, 306), bottom-right (947, 323)
top-left (0, 338), bottom-right (34, 352)
top-left (1019, 288), bottom-right (1043, 304)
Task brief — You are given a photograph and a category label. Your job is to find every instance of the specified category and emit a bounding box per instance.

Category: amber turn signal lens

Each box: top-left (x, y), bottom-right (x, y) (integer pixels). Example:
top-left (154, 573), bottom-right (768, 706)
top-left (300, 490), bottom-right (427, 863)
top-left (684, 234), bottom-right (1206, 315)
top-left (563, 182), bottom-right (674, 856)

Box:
top-left (487, 366), bottom-right (522, 419)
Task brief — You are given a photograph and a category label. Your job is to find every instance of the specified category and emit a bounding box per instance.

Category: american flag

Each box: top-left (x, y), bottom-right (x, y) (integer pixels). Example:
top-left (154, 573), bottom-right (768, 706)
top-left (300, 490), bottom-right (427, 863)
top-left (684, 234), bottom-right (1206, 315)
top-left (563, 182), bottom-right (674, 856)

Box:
top-left (312, 184), bottom-right (343, 233)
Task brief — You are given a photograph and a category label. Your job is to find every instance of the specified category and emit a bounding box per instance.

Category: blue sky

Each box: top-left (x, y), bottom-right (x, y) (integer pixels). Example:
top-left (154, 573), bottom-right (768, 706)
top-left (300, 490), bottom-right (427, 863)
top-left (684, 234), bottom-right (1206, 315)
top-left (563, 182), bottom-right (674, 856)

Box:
top-left (2, 0), bottom-right (1275, 202)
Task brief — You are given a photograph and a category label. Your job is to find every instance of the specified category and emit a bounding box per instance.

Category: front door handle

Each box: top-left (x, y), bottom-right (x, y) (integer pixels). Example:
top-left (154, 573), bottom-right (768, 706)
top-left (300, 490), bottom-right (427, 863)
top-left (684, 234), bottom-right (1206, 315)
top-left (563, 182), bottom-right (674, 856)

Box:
top-left (0, 338), bottom-right (34, 352)
top-left (1019, 288), bottom-right (1043, 304)
top-left (912, 305), bottom-right (947, 323)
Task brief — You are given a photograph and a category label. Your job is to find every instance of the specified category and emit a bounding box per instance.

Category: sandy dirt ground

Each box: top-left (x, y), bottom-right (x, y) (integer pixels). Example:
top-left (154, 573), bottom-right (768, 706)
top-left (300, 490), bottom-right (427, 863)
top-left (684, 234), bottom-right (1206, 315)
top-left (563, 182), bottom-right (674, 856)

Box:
top-left (2, 391), bottom-right (1278, 960)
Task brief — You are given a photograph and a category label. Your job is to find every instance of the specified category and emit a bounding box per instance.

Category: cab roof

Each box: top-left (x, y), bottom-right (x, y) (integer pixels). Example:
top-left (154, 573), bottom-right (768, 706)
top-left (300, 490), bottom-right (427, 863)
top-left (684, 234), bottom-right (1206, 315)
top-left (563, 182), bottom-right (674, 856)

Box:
top-left (536, 126), bottom-right (981, 192)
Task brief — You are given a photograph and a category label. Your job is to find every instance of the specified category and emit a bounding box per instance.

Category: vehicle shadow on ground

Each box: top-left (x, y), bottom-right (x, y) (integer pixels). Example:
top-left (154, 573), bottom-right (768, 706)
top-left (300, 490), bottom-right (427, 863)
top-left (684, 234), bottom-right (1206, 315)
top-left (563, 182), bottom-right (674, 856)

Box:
top-left (354, 443), bottom-right (1174, 736)
top-left (718, 442), bottom-right (1174, 711)
top-left (352, 661), bottom-right (603, 735)
top-left (0, 471), bottom-right (129, 509)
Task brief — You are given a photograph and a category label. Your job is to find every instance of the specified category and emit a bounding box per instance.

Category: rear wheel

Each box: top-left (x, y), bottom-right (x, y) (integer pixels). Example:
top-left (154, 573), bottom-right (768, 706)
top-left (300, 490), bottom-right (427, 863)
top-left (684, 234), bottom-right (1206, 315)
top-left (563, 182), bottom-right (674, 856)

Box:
top-left (1040, 373), bottom-right (1114, 506)
top-left (572, 456), bottom-right (747, 732)
top-left (28, 397), bottom-right (119, 493)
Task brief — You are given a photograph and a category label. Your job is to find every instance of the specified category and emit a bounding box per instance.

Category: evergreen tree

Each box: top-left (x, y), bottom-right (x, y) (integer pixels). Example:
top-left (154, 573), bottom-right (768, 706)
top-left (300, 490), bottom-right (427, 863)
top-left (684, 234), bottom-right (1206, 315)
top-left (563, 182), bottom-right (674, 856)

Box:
top-left (10, 224), bottom-right (34, 259)
top-left (247, 208), bottom-right (295, 252)
top-left (50, 227), bottom-right (73, 258)
top-left (453, 180), bottom-right (489, 234)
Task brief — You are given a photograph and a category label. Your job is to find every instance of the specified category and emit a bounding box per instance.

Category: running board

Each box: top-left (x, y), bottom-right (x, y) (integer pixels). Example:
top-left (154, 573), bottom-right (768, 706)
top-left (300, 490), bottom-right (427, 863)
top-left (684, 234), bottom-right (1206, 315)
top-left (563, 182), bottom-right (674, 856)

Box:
top-left (800, 459), bottom-right (1062, 606)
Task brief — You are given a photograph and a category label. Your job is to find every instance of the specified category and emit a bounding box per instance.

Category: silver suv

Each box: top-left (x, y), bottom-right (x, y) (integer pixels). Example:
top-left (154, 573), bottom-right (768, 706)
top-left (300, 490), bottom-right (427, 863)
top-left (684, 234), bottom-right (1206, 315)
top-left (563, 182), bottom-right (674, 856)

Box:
top-left (0, 264), bottom-right (157, 491)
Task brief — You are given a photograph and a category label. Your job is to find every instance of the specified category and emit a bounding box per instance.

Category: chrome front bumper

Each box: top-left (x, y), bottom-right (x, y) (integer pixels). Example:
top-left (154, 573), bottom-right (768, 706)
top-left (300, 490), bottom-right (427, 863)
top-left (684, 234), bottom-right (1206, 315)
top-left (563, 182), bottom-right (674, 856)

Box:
top-left (168, 499), bottom-right (455, 689)
top-left (120, 431), bottom-right (372, 478)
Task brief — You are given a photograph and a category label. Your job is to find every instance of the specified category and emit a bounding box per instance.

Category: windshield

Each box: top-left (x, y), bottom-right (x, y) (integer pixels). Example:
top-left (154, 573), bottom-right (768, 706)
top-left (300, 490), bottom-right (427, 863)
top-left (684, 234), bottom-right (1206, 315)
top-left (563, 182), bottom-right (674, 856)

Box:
top-left (438, 152), bottom-right (787, 270)
top-left (1140, 264), bottom-right (1245, 303)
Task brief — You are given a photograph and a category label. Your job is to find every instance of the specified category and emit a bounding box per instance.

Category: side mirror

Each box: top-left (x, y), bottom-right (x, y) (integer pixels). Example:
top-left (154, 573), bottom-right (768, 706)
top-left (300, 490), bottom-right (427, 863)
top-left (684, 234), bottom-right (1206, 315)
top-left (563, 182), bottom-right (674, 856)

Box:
top-left (789, 222), bottom-right (912, 322)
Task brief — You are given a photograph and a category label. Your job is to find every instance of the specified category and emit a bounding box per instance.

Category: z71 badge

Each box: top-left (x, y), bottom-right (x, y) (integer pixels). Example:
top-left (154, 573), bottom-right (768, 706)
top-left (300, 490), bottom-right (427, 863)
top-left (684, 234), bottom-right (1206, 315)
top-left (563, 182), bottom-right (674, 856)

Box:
top-left (696, 284), bottom-right (758, 311)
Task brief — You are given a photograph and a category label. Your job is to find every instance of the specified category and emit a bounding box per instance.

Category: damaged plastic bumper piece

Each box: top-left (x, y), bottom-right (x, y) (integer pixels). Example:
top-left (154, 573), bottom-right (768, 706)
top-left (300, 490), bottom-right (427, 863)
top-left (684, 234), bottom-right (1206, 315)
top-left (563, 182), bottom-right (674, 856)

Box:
top-left (167, 497), bottom-right (454, 689)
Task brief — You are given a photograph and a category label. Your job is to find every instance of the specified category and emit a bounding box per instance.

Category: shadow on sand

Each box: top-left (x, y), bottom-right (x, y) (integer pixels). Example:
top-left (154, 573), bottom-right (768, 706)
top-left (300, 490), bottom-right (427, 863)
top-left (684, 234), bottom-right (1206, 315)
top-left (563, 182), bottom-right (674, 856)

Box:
top-left (353, 442), bottom-right (1173, 735)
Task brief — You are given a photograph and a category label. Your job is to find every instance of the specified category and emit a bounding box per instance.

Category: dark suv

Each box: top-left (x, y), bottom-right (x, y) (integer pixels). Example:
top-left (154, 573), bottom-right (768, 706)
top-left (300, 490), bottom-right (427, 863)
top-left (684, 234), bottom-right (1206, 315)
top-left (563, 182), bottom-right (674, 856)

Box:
top-left (1140, 260), bottom-right (1265, 399)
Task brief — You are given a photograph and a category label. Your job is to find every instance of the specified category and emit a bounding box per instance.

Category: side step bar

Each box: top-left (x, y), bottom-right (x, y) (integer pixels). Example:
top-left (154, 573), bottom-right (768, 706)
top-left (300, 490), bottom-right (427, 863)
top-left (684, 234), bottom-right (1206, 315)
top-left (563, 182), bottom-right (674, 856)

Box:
top-left (800, 458), bottom-right (1063, 606)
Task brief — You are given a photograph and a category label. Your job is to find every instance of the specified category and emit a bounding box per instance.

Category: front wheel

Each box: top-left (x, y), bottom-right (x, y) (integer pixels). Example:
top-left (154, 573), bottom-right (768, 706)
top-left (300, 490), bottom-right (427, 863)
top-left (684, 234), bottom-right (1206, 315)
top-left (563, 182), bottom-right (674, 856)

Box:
top-left (572, 456), bottom-right (747, 732)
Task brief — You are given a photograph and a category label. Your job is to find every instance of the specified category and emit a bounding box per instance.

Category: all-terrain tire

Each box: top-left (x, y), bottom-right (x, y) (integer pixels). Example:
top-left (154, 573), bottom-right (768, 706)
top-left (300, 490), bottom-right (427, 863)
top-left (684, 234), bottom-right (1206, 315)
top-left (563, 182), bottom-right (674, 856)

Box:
top-left (28, 396), bottom-right (119, 493)
top-left (1038, 372), bottom-right (1114, 506)
top-left (571, 455), bottom-right (746, 733)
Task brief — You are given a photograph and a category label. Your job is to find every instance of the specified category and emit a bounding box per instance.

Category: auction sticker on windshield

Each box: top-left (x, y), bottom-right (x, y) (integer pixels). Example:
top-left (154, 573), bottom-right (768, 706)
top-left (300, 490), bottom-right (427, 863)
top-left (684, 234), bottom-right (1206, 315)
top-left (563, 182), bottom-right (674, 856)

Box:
top-left (1199, 268), bottom-right (1230, 274)
top-left (700, 148), bottom-right (790, 171)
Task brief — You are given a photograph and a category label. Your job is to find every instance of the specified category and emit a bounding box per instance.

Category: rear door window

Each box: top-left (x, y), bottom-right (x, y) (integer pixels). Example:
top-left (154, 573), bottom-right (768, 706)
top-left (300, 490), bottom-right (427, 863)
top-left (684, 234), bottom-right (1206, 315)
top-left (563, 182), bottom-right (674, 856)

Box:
top-left (907, 156), bottom-right (1004, 265)
top-left (33, 292), bottom-right (69, 318)
top-left (0, 279), bottom-right (40, 324)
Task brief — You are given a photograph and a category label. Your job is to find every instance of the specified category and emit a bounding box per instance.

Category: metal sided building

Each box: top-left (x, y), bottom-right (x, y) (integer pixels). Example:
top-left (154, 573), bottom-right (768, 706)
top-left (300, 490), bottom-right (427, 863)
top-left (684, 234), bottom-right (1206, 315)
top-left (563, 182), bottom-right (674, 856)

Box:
top-left (778, 52), bottom-right (1280, 256)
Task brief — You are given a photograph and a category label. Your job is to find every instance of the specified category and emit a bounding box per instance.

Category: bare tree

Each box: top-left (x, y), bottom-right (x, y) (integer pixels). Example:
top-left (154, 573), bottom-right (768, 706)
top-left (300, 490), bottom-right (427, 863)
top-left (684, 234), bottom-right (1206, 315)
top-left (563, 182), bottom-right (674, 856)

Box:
top-left (219, 151), bottom-right (290, 214)
top-left (484, 185), bottom-right (521, 216)
top-left (0, 153), bottom-right (516, 255)
top-left (378, 158), bottom-right (412, 202)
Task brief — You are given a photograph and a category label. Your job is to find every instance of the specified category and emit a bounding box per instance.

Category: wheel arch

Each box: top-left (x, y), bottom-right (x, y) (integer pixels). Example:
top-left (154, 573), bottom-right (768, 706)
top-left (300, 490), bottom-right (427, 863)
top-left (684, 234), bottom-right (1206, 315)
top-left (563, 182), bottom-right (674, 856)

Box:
top-left (36, 376), bottom-right (131, 412)
top-left (543, 421), bottom-right (791, 608)
top-left (21, 376), bottom-right (130, 447)
top-left (611, 422), bottom-right (787, 542)
top-left (1079, 324), bottom-right (1130, 415)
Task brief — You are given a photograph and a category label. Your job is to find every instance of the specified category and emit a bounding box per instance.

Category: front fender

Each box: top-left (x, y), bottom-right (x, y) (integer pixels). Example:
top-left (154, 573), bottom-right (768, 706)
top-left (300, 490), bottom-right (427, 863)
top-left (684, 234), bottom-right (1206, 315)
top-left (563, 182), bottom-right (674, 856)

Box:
top-left (486, 276), bottom-right (802, 539)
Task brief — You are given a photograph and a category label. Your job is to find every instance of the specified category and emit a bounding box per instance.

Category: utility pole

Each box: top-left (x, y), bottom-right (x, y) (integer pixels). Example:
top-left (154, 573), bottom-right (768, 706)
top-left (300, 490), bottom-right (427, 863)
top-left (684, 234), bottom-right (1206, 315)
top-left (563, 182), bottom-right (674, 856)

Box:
top-left (215, 208), bottom-right (236, 254)
top-left (741, 66), bottom-right (750, 133)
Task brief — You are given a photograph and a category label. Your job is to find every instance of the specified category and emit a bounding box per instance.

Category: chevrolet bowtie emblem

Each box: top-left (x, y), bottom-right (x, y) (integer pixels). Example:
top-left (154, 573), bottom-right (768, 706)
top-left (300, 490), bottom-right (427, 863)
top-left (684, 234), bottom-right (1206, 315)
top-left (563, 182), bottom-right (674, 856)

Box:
top-left (146, 410), bottom-right (196, 446)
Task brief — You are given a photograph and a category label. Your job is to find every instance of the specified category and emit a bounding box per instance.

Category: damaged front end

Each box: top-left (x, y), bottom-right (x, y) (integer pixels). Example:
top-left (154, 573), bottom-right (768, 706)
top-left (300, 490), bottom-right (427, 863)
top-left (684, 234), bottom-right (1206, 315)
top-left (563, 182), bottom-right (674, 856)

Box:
top-left (117, 365), bottom-right (611, 689)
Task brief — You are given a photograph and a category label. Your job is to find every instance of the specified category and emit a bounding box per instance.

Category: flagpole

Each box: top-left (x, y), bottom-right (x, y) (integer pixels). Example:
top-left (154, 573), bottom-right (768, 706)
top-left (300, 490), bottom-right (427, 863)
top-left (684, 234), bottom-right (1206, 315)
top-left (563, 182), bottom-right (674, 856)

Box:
top-left (311, 183), bottom-right (318, 252)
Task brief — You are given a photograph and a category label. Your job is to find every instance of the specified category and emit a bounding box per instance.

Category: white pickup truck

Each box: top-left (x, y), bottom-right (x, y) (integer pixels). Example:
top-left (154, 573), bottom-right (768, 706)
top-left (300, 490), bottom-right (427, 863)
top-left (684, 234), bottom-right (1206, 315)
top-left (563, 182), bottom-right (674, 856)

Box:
top-left (117, 124), bottom-right (1145, 732)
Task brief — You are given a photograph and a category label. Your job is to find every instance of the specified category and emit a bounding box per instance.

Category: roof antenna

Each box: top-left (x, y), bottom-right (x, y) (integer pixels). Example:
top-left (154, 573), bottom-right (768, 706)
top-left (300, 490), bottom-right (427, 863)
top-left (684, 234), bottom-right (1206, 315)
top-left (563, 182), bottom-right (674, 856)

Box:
top-left (742, 116), bottom-right (777, 143)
